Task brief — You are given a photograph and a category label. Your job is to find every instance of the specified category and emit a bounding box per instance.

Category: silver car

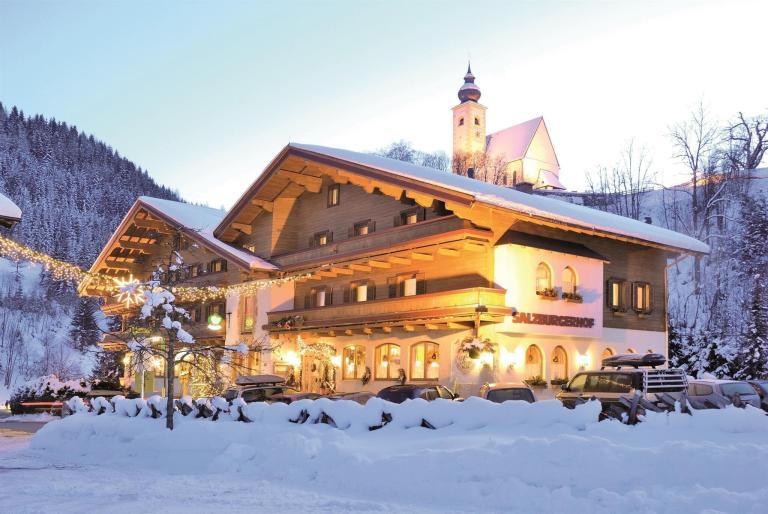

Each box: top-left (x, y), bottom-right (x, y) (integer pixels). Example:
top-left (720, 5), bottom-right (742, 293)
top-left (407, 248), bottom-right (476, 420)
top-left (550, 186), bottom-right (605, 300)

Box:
top-left (687, 379), bottom-right (761, 409)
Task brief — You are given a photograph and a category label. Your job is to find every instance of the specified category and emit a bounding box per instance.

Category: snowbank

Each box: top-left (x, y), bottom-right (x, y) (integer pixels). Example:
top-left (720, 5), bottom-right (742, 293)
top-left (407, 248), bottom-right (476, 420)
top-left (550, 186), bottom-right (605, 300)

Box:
top-left (32, 398), bottom-right (768, 513)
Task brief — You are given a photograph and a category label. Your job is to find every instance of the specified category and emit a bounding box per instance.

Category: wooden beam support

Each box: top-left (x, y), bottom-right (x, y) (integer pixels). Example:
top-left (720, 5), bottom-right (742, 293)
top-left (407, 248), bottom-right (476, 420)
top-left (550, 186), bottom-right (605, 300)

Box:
top-left (411, 252), bottom-right (434, 261)
top-left (132, 219), bottom-right (171, 232)
top-left (464, 242), bottom-right (486, 252)
top-left (231, 222), bottom-right (252, 235)
top-left (381, 326), bottom-right (392, 333)
top-left (368, 260), bottom-right (391, 269)
top-left (362, 327), bottom-right (373, 335)
top-left (276, 169), bottom-right (323, 193)
top-left (350, 263), bottom-right (372, 272)
top-left (388, 255), bottom-right (411, 265)
top-left (437, 247), bottom-right (461, 257)
top-left (307, 274), bottom-right (323, 281)
top-left (251, 198), bottom-right (274, 212)
top-left (425, 323), bottom-right (441, 330)
top-left (118, 240), bottom-right (155, 251)
top-left (332, 267), bottom-right (354, 276)
top-left (344, 329), bottom-right (354, 336)
top-left (447, 322), bottom-right (466, 329)
top-left (403, 324), bottom-right (415, 332)
top-left (318, 270), bottom-right (338, 278)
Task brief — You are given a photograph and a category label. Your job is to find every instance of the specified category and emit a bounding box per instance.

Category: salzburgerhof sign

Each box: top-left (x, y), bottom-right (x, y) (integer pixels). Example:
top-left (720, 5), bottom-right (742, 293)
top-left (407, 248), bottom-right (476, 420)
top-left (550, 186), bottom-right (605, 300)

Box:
top-left (512, 312), bottom-right (595, 328)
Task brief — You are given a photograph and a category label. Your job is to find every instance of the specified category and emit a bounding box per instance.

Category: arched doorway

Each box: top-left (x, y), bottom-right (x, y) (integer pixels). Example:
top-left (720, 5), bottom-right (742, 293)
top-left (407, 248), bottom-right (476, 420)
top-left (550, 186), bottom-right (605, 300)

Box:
top-left (524, 345), bottom-right (543, 381)
top-left (551, 346), bottom-right (568, 381)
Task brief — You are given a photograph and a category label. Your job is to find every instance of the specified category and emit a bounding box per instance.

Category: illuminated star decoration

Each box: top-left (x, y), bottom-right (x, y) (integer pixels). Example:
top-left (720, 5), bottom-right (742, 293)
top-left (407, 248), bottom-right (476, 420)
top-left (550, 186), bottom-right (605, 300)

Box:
top-left (114, 274), bottom-right (145, 308)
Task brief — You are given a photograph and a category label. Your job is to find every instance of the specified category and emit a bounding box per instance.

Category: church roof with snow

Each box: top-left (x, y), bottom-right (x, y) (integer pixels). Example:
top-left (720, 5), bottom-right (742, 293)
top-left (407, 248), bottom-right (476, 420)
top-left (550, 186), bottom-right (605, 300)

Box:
top-left (485, 116), bottom-right (555, 165)
top-left (266, 143), bottom-right (709, 255)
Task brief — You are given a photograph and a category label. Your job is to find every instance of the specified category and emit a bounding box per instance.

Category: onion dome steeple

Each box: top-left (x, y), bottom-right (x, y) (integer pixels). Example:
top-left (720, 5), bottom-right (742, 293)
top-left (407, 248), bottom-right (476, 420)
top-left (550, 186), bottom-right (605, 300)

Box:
top-left (458, 62), bottom-right (481, 103)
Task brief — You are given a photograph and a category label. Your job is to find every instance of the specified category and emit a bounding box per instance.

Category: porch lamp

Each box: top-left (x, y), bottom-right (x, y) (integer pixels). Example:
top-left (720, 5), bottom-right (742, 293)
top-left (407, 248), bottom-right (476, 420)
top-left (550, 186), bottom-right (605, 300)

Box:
top-left (207, 313), bottom-right (224, 331)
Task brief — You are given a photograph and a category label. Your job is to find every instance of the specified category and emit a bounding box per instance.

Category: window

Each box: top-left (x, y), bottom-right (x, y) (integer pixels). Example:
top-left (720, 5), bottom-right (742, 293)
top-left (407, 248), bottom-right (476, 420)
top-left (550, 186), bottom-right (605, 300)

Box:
top-left (525, 345), bottom-right (543, 380)
top-left (568, 374), bottom-right (587, 392)
top-left (474, 117), bottom-right (480, 126)
top-left (307, 286), bottom-right (331, 308)
top-left (411, 342), bottom-right (439, 380)
top-left (311, 230), bottom-right (332, 247)
top-left (241, 296), bottom-right (255, 332)
top-left (351, 219), bottom-right (375, 237)
top-left (486, 388), bottom-right (535, 403)
top-left (189, 265), bottom-right (200, 278)
top-left (395, 207), bottom-right (426, 227)
top-left (342, 345), bottom-right (366, 380)
top-left (626, 348), bottom-right (636, 354)
top-left (606, 278), bottom-right (628, 311)
top-left (551, 346), bottom-right (568, 381)
top-left (601, 348), bottom-right (614, 361)
top-left (375, 344), bottom-right (400, 380)
top-left (208, 259), bottom-right (227, 273)
top-left (562, 267), bottom-right (577, 295)
top-left (458, 117), bottom-right (464, 126)
top-left (347, 280), bottom-right (375, 303)
top-left (535, 262), bottom-right (552, 294)
top-left (436, 385), bottom-right (455, 400)
top-left (189, 305), bottom-right (203, 323)
top-left (632, 282), bottom-right (652, 313)
top-left (327, 184), bottom-right (340, 207)
top-left (388, 272), bottom-right (425, 298)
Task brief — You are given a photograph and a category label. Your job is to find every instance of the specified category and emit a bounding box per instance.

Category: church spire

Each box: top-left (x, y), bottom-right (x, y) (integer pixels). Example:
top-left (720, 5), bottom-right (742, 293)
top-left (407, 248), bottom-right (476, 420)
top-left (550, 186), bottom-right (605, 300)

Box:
top-left (458, 62), bottom-right (481, 103)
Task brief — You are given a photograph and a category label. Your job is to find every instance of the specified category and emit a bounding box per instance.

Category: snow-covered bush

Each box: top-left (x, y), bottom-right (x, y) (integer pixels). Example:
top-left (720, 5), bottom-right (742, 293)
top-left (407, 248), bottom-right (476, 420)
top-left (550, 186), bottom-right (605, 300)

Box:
top-left (9, 374), bottom-right (88, 414)
top-left (90, 396), bottom-right (112, 415)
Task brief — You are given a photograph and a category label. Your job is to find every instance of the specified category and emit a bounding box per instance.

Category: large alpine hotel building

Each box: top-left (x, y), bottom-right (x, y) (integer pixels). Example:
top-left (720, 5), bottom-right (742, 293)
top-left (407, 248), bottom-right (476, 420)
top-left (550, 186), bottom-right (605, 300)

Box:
top-left (85, 67), bottom-right (708, 397)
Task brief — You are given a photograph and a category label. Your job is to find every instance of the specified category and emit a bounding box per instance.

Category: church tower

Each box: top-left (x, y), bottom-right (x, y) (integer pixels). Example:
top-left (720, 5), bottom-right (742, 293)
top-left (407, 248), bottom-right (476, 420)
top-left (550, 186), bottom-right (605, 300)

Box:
top-left (451, 64), bottom-right (487, 158)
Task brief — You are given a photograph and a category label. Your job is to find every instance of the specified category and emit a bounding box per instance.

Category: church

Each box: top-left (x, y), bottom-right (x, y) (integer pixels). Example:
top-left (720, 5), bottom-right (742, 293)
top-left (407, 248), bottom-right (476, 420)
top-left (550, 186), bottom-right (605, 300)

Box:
top-left (451, 65), bottom-right (565, 190)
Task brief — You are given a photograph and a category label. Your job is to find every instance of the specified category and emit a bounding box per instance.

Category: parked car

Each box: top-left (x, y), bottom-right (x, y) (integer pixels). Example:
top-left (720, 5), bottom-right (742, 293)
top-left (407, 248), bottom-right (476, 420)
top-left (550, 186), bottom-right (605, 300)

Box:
top-left (557, 353), bottom-right (687, 411)
top-left (687, 379), bottom-right (761, 409)
top-left (376, 384), bottom-right (460, 403)
top-left (269, 392), bottom-right (323, 405)
top-left (327, 391), bottom-right (376, 405)
top-left (747, 380), bottom-right (768, 411)
top-left (223, 375), bottom-right (299, 404)
top-left (479, 382), bottom-right (536, 403)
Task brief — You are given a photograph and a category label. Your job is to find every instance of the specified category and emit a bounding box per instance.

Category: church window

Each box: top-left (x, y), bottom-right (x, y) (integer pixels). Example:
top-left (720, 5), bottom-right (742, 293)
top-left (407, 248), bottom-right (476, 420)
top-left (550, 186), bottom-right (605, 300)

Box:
top-left (474, 117), bottom-right (480, 126)
top-left (458, 117), bottom-right (464, 126)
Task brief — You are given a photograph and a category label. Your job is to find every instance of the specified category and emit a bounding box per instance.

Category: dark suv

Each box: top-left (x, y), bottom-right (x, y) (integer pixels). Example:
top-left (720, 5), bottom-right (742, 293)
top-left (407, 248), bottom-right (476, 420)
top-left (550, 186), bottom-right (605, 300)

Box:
top-left (556, 353), bottom-right (687, 411)
top-left (376, 384), bottom-right (460, 403)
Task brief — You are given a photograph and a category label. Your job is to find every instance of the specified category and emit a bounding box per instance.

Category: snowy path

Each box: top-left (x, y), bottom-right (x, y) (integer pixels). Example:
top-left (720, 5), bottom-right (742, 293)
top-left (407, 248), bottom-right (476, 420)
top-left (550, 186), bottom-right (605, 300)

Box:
top-left (0, 432), bottom-right (442, 514)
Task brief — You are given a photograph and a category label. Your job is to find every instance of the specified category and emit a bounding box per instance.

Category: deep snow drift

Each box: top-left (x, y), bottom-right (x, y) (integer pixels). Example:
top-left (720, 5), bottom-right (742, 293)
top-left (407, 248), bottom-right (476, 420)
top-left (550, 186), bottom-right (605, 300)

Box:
top-left (26, 398), bottom-right (768, 513)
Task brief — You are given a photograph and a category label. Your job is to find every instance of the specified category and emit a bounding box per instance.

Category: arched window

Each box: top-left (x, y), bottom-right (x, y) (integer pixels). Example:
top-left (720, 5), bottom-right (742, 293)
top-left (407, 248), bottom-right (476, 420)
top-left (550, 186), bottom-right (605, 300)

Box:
top-left (458, 117), bottom-right (464, 126)
top-left (474, 117), bottom-right (480, 126)
top-left (562, 267), bottom-right (577, 296)
top-left (342, 345), bottom-right (366, 380)
top-left (536, 263), bottom-right (552, 294)
top-left (551, 346), bottom-right (568, 381)
top-left (410, 342), bottom-right (439, 380)
top-left (626, 348), bottom-right (636, 354)
top-left (374, 344), bottom-right (400, 380)
top-left (602, 347), bottom-right (614, 361)
top-left (525, 345), bottom-right (543, 381)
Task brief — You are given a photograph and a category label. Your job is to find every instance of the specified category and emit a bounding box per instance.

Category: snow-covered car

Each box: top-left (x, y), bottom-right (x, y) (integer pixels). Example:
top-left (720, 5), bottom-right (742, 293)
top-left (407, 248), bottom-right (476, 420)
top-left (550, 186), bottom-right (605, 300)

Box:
top-left (747, 380), bottom-right (768, 412)
top-left (268, 392), bottom-right (323, 405)
top-left (223, 375), bottom-right (299, 404)
top-left (327, 391), bottom-right (376, 405)
top-left (687, 379), bottom-right (761, 409)
top-left (376, 384), bottom-right (460, 403)
top-left (478, 382), bottom-right (536, 403)
top-left (557, 353), bottom-right (687, 410)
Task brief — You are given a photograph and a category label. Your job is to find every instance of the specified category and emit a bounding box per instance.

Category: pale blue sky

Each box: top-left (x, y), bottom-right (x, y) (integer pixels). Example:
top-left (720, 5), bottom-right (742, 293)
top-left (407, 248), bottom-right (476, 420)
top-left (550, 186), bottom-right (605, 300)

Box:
top-left (2, 0), bottom-right (765, 207)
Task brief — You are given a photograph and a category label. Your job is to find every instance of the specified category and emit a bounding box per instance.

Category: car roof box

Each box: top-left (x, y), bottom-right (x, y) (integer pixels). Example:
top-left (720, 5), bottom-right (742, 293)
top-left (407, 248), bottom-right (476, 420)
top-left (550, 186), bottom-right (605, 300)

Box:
top-left (235, 374), bottom-right (286, 386)
top-left (602, 353), bottom-right (666, 369)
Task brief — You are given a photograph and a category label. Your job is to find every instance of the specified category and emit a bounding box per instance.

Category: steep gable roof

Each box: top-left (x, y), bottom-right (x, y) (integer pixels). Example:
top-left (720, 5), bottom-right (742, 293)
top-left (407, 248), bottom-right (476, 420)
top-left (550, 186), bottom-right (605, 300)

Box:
top-left (217, 143), bottom-right (707, 255)
top-left (485, 116), bottom-right (559, 167)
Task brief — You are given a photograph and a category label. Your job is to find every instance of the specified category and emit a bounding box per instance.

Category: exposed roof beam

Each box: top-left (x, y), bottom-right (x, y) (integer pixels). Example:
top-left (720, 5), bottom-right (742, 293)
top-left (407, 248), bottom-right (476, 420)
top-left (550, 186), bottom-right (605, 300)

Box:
top-left (275, 169), bottom-right (323, 194)
top-left (349, 263), bottom-right (372, 272)
top-left (437, 247), bottom-right (461, 257)
top-left (388, 256), bottom-right (411, 265)
top-left (132, 218), bottom-right (171, 232)
top-left (231, 222), bottom-right (252, 235)
top-left (118, 240), bottom-right (155, 251)
top-left (411, 252), bottom-right (434, 261)
top-left (368, 260), bottom-right (391, 269)
top-left (332, 267), bottom-right (353, 276)
top-left (251, 199), bottom-right (274, 212)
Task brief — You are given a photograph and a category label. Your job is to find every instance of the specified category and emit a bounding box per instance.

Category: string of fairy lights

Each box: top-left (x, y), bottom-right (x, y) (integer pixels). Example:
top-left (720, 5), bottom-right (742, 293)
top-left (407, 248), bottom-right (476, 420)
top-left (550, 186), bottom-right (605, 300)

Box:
top-left (0, 233), bottom-right (310, 305)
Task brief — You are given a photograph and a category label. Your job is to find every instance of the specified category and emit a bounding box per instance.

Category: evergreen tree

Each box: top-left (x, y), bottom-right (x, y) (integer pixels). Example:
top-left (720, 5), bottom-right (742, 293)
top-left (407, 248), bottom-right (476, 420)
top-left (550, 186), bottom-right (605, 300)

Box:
top-left (68, 297), bottom-right (101, 351)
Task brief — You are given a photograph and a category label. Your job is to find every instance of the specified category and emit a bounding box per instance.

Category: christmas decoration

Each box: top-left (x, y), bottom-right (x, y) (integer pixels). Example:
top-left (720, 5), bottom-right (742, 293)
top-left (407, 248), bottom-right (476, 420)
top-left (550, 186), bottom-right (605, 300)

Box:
top-left (459, 336), bottom-right (495, 360)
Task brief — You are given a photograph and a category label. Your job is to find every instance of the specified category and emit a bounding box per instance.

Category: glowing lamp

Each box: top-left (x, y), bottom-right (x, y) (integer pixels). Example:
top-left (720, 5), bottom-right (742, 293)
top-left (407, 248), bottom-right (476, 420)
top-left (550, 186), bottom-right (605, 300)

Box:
top-left (207, 313), bottom-right (223, 331)
top-left (576, 353), bottom-right (590, 369)
top-left (480, 351), bottom-right (494, 366)
top-left (285, 351), bottom-right (300, 367)
top-left (331, 355), bottom-right (341, 367)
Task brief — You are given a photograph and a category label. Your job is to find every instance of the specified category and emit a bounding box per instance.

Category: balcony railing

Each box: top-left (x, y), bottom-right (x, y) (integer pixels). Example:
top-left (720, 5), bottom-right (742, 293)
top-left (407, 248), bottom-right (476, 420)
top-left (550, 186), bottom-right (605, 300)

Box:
top-left (273, 215), bottom-right (488, 269)
top-left (266, 287), bottom-right (511, 332)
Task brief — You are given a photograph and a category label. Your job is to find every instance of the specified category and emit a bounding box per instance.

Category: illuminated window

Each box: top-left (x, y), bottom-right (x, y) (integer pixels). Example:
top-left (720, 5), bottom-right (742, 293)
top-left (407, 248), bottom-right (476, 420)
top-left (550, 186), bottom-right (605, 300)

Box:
top-left (327, 184), bottom-right (340, 207)
top-left (241, 295), bottom-right (255, 332)
top-left (312, 231), bottom-right (331, 247)
top-left (208, 259), bottom-right (227, 273)
top-left (562, 267), bottom-right (577, 295)
top-left (353, 220), bottom-right (374, 237)
top-left (551, 346), bottom-right (568, 381)
top-left (342, 345), bottom-right (366, 380)
top-left (375, 344), bottom-right (400, 380)
top-left (535, 262), bottom-right (552, 294)
top-left (525, 345), bottom-right (543, 381)
top-left (388, 273), bottom-right (425, 298)
top-left (349, 280), bottom-right (374, 303)
top-left (632, 282), bottom-right (652, 313)
top-left (397, 208), bottom-right (425, 227)
top-left (410, 342), bottom-right (439, 380)
top-left (607, 278), bottom-right (628, 311)
top-left (307, 286), bottom-right (331, 308)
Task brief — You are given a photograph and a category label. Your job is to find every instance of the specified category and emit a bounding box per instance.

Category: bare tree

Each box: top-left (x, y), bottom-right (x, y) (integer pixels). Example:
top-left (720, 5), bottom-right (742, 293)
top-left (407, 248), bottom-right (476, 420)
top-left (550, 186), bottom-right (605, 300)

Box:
top-left (585, 140), bottom-right (656, 220)
top-left (725, 111), bottom-right (768, 172)
top-left (452, 151), bottom-right (509, 185)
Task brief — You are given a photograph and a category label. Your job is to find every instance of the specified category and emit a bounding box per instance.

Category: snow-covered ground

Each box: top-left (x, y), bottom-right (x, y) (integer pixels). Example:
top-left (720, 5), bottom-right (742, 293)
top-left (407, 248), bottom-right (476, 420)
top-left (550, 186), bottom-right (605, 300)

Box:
top-left (2, 398), bottom-right (767, 513)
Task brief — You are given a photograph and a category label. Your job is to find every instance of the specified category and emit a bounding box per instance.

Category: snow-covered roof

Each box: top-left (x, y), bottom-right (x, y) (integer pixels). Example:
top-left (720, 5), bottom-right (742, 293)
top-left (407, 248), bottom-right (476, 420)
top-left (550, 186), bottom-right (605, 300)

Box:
top-left (485, 116), bottom-right (544, 163)
top-left (137, 197), bottom-right (276, 271)
top-left (0, 192), bottom-right (22, 224)
top-left (536, 170), bottom-right (565, 190)
top-left (288, 143), bottom-right (709, 254)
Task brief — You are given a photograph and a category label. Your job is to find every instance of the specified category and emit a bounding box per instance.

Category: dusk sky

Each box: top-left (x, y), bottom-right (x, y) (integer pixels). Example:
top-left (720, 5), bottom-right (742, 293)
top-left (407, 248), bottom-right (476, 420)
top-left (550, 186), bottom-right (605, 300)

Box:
top-left (2, 0), bottom-right (765, 208)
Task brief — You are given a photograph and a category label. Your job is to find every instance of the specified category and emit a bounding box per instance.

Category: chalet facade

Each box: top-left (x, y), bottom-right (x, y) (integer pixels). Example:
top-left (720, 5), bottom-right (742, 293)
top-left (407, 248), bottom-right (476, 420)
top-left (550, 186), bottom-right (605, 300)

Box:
top-left (0, 192), bottom-right (22, 228)
top-left (86, 143), bottom-right (706, 398)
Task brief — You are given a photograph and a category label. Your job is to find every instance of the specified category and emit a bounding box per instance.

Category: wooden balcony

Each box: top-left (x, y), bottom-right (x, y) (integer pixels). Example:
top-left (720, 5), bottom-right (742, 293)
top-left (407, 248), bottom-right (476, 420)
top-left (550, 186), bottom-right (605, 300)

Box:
top-left (273, 215), bottom-right (491, 270)
top-left (266, 287), bottom-right (512, 334)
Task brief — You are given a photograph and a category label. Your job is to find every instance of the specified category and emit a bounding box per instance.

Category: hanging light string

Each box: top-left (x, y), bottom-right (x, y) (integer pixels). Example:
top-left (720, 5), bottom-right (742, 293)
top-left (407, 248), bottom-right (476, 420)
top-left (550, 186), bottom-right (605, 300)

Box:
top-left (0, 233), bottom-right (311, 300)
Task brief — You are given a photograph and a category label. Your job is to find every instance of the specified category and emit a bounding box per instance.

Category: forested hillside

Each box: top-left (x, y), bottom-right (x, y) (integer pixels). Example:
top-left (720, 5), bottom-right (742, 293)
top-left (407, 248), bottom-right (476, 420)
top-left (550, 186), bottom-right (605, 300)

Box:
top-left (0, 104), bottom-right (181, 396)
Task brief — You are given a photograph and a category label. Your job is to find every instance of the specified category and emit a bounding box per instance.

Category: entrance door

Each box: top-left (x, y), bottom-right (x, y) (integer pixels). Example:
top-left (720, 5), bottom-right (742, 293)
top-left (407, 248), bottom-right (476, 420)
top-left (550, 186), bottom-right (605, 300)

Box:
top-left (301, 356), bottom-right (332, 393)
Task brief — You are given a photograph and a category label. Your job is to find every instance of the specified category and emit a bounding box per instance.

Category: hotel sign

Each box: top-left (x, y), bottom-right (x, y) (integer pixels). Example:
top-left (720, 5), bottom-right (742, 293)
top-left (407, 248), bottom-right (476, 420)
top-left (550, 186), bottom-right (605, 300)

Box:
top-left (513, 312), bottom-right (595, 329)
